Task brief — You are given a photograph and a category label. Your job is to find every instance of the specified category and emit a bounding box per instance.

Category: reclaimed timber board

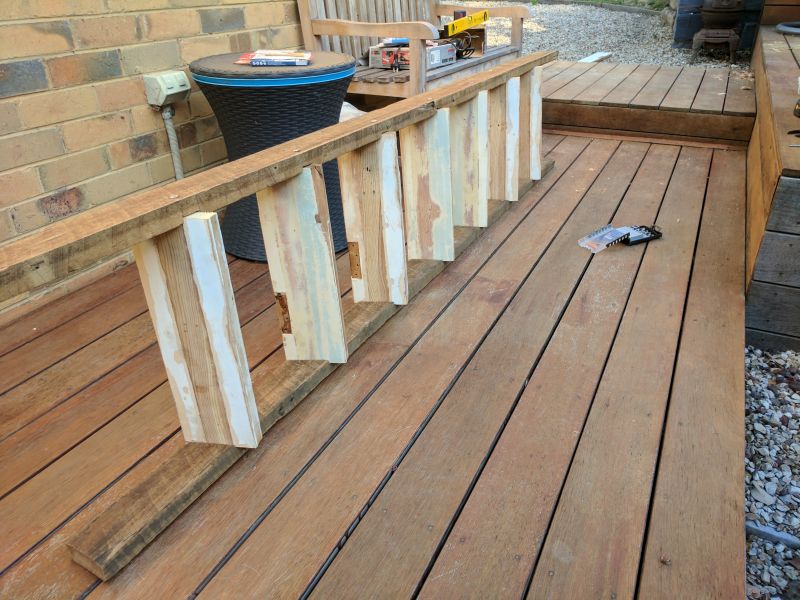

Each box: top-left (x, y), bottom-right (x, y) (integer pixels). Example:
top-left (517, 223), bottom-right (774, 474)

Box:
top-left (724, 70), bottom-right (757, 116)
top-left (543, 102), bottom-right (754, 141)
top-left (571, 62), bottom-right (639, 105)
top-left (753, 231), bottom-right (800, 286)
top-left (310, 140), bottom-right (648, 599)
top-left (599, 63), bottom-right (659, 107)
top-left (547, 61), bottom-right (616, 103)
top-left (659, 66), bottom-right (705, 111)
top-left (747, 281), bottom-right (800, 338)
top-left (690, 67), bottom-right (729, 114)
top-left (630, 65), bottom-right (682, 109)
top-left (420, 142), bottom-right (679, 599)
top-left (747, 328), bottom-right (800, 353)
top-left (527, 146), bottom-right (711, 599)
top-left (639, 147), bottom-right (746, 600)
top-left (767, 176), bottom-right (800, 235)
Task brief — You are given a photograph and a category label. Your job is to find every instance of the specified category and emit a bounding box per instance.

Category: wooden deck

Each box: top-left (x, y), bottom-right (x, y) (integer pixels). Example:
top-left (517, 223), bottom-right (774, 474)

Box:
top-left (542, 60), bottom-right (756, 142)
top-left (745, 27), bottom-right (800, 352)
top-left (0, 132), bottom-right (745, 598)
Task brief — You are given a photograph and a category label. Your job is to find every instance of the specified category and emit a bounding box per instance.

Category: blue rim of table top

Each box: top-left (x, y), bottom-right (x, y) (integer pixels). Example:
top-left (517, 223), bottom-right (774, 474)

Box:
top-left (191, 66), bottom-right (356, 88)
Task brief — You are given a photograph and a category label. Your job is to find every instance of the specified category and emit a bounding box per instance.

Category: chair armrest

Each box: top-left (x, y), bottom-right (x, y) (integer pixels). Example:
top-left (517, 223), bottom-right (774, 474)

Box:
top-left (433, 3), bottom-right (533, 19)
top-left (310, 18), bottom-right (440, 40)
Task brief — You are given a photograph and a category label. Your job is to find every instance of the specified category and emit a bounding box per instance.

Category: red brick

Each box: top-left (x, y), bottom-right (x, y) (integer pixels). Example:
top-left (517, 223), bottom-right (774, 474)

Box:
top-left (17, 86), bottom-right (99, 128)
top-left (180, 34), bottom-right (233, 64)
top-left (244, 4), bottom-right (285, 28)
top-left (37, 147), bottom-right (110, 191)
top-left (95, 77), bottom-right (146, 112)
top-left (0, 21), bottom-right (74, 60)
top-left (0, 101), bottom-right (21, 135)
top-left (80, 162), bottom-right (151, 206)
top-left (0, 128), bottom-right (64, 171)
top-left (0, 168), bottom-right (43, 210)
top-left (119, 40), bottom-right (182, 76)
top-left (143, 10), bottom-right (201, 41)
top-left (47, 50), bottom-right (122, 88)
top-left (71, 15), bottom-right (142, 49)
top-left (62, 111), bottom-right (132, 151)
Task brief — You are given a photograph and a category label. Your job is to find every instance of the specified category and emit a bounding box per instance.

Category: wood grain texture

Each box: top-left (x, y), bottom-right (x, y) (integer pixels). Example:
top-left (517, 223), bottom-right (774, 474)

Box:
top-left (724, 70), bottom-right (757, 116)
top-left (747, 328), bottom-right (800, 353)
top-left (488, 82), bottom-right (508, 202)
top-left (600, 63), bottom-right (659, 107)
top-left (630, 65), bottom-right (682, 109)
top-left (571, 62), bottom-right (638, 105)
top-left (691, 67), bottom-right (729, 114)
top-left (747, 281), bottom-right (800, 338)
top-left (339, 132), bottom-right (409, 304)
top-left (753, 231), bottom-right (800, 286)
top-left (505, 76), bottom-right (521, 202)
top-left (767, 176), bottom-right (800, 235)
top-left (547, 61), bottom-right (615, 103)
top-left (134, 213), bottom-right (260, 448)
top-left (531, 66), bottom-right (544, 180)
top-left (638, 147), bottom-right (745, 600)
top-left (258, 167), bottom-right (348, 363)
top-left (420, 142), bottom-right (678, 600)
top-left (543, 102), bottom-right (754, 141)
top-left (400, 109), bottom-right (455, 261)
top-left (312, 141), bottom-right (646, 600)
top-left (449, 91), bottom-right (489, 227)
top-left (527, 146), bottom-right (711, 600)
top-left (659, 66), bottom-right (705, 111)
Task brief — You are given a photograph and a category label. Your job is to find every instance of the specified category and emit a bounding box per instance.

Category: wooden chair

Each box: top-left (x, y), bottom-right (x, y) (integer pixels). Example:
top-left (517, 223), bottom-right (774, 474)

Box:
top-left (297, 1), bottom-right (534, 98)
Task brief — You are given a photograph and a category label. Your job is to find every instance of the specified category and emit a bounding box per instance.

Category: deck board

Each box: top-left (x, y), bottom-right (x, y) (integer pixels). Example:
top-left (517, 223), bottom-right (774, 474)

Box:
top-left (0, 133), bottom-right (745, 600)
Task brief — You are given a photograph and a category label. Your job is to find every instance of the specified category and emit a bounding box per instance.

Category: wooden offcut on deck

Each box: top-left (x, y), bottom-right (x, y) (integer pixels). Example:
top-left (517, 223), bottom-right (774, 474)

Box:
top-left (0, 132), bottom-right (745, 599)
top-left (542, 60), bottom-right (756, 142)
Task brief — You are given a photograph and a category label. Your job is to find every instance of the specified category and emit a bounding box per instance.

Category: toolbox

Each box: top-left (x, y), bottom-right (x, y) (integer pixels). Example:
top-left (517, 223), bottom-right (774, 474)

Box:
top-left (368, 43), bottom-right (457, 71)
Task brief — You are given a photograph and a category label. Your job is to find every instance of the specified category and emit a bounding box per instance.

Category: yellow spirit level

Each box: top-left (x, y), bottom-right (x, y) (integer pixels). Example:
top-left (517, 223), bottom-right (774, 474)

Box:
top-left (442, 10), bottom-right (489, 37)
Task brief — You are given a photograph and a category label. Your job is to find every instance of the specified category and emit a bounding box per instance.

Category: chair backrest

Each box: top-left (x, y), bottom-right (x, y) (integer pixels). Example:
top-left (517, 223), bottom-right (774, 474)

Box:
top-left (301, 0), bottom-right (439, 59)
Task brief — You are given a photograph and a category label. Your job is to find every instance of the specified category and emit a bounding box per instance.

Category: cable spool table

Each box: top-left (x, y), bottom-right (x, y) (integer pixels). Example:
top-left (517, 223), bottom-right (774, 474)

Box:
top-left (190, 52), bottom-right (356, 261)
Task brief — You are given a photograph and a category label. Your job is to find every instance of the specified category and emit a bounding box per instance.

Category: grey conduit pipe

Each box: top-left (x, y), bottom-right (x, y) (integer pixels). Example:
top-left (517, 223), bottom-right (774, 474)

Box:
top-left (161, 105), bottom-right (184, 180)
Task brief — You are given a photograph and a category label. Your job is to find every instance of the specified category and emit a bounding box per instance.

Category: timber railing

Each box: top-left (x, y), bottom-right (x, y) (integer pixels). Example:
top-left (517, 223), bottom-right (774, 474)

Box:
top-left (0, 51), bottom-right (555, 579)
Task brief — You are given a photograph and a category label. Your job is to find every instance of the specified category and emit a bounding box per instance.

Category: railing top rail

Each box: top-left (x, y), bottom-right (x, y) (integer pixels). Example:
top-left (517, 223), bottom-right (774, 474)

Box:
top-left (0, 51), bottom-right (555, 303)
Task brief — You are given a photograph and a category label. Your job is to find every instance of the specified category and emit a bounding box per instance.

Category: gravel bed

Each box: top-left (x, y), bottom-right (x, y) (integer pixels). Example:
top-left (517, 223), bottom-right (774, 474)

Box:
top-left (746, 347), bottom-right (800, 599)
top-left (454, 1), bottom-right (751, 70)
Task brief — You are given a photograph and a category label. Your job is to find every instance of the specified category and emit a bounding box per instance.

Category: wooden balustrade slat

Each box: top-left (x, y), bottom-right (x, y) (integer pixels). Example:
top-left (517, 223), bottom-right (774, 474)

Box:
top-left (399, 109), bottom-right (455, 261)
top-left (339, 132), bottom-right (409, 304)
top-left (257, 166), bottom-right (348, 363)
top-left (505, 76), bottom-right (522, 202)
top-left (133, 213), bottom-right (261, 448)
top-left (531, 66), bottom-right (544, 180)
top-left (449, 90), bottom-right (489, 227)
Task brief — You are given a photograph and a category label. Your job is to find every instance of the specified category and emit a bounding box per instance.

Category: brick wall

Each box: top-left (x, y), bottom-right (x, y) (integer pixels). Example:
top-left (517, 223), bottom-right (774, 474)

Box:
top-left (0, 0), bottom-right (301, 243)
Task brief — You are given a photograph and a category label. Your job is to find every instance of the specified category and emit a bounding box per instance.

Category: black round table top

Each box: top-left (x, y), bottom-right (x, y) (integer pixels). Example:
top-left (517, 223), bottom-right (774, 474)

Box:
top-left (189, 51), bottom-right (356, 80)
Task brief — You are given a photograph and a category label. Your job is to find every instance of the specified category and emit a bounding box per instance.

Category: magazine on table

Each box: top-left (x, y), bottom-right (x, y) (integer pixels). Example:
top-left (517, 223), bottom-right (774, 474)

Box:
top-left (235, 50), bottom-right (312, 66)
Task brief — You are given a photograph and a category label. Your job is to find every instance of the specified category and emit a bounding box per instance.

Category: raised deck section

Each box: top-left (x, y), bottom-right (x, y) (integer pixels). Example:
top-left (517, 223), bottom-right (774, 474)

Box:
top-left (542, 60), bottom-right (756, 142)
top-left (0, 133), bottom-right (745, 599)
top-left (746, 27), bottom-right (800, 352)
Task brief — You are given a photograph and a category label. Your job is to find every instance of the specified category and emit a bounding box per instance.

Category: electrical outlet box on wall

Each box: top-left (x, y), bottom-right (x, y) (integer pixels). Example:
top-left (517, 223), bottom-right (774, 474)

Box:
top-left (143, 71), bottom-right (191, 108)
